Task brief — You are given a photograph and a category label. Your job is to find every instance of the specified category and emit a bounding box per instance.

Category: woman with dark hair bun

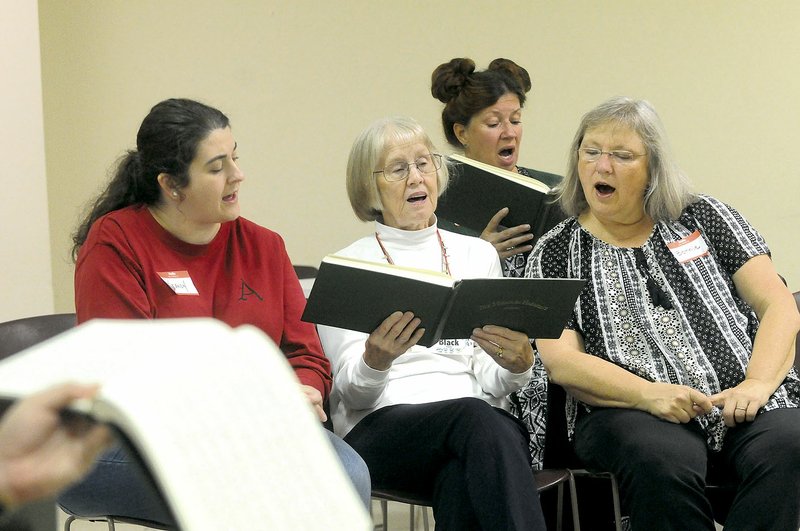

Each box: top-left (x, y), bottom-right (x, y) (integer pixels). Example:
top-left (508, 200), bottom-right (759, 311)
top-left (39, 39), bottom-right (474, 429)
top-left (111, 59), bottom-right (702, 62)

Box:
top-left (432, 58), bottom-right (563, 470)
top-left (431, 57), bottom-right (566, 276)
top-left (60, 98), bottom-right (371, 525)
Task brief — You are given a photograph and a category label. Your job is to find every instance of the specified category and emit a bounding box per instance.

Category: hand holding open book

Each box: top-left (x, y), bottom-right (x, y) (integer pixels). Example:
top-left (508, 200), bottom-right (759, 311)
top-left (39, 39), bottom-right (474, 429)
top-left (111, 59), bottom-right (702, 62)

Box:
top-left (437, 154), bottom-right (566, 241)
top-left (0, 319), bottom-right (371, 531)
top-left (302, 255), bottom-right (585, 348)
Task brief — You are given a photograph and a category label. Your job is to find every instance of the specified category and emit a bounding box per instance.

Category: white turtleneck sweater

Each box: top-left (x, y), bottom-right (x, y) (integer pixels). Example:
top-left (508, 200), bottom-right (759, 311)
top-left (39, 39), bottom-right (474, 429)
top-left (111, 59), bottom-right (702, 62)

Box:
top-left (318, 220), bottom-right (534, 437)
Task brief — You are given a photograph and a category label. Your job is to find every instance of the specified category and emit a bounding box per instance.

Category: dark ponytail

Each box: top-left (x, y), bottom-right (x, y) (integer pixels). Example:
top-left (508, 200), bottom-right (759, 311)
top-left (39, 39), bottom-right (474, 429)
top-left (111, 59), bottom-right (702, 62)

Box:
top-left (72, 98), bottom-right (229, 260)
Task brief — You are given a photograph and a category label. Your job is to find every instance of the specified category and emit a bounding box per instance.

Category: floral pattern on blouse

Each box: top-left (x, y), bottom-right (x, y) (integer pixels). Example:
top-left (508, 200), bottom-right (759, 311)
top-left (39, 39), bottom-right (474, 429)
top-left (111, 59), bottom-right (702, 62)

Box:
top-left (525, 195), bottom-right (800, 451)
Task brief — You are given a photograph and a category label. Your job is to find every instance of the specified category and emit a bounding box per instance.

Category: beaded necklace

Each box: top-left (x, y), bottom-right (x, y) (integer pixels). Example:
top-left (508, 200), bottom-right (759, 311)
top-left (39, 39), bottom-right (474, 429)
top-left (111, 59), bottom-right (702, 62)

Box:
top-left (374, 229), bottom-right (451, 276)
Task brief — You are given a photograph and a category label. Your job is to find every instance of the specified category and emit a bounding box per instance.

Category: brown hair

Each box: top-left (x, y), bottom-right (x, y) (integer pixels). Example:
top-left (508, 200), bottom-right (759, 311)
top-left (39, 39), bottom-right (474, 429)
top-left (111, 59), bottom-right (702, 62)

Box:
top-left (71, 98), bottom-right (229, 259)
top-left (431, 58), bottom-right (531, 149)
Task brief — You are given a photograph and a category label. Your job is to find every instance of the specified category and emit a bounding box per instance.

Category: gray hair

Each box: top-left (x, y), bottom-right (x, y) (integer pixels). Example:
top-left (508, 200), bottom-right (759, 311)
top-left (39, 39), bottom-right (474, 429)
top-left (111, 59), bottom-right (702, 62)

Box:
top-left (346, 116), bottom-right (449, 222)
top-left (557, 96), bottom-right (695, 221)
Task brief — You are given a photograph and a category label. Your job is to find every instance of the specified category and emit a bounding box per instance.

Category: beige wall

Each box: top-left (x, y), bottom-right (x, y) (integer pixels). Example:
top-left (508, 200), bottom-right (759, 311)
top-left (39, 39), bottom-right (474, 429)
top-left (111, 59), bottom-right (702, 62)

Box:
top-left (32, 1), bottom-right (800, 316)
top-left (1, 0), bottom-right (54, 321)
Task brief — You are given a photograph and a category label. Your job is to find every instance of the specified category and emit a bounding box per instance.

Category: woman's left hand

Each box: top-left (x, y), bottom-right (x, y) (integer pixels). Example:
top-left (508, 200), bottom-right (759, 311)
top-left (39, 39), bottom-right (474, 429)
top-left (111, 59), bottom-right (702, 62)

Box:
top-left (471, 325), bottom-right (534, 373)
top-left (709, 379), bottom-right (773, 427)
top-left (300, 384), bottom-right (327, 423)
top-left (480, 208), bottom-right (534, 260)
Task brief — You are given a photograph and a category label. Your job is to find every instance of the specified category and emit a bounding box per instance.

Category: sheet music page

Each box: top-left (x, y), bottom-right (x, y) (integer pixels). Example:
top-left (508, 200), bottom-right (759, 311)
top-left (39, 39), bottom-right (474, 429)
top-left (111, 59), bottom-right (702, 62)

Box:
top-left (0, 319), bottom-right (371, 531)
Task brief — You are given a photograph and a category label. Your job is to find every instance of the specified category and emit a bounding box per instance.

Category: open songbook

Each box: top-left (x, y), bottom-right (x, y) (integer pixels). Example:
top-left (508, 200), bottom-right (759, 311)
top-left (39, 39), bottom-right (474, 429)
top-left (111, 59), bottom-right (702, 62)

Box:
top-left (0, 319), bottom-right (371, 531)
top-left (302, 255), bottom-right (586, 347)
top-left (437, 154), bottom-right (565, 238)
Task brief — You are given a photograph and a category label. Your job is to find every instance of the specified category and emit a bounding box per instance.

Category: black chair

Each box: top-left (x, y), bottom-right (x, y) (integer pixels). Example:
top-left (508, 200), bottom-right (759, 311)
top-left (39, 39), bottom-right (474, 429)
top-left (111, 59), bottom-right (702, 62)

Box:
top-left (63, 513), bottom-right (172, 531)
top-left (371, 488), bottom-right (431, 531)
top-left (0, 313), bottom-right (77, 359)
top-left (294, 265), bottom-right (318, 299)
top-left (543, 383), bottom-right (623, 531)
top-left (0, 313), bottom-right (174, 531)
top-left (372, 467), bottom-right (579, 531)
top-left (293, 265), bottom-right (319, 279)
top-left (0, 314), bottom-right (77, 531)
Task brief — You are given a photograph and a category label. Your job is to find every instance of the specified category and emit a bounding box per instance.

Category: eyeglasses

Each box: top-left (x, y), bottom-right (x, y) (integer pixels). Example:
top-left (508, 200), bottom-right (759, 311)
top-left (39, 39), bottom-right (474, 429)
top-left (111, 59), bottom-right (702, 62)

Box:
top-left (578, 147), bottom-right (646, 164)
top-left (373, 153), bottom-right (442, 182)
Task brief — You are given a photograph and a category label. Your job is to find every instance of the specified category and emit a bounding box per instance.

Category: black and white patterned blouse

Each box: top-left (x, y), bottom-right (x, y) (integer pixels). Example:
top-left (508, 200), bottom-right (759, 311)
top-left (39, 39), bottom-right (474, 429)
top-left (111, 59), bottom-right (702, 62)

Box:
top-left (525, 195), bottom-right (800, 451)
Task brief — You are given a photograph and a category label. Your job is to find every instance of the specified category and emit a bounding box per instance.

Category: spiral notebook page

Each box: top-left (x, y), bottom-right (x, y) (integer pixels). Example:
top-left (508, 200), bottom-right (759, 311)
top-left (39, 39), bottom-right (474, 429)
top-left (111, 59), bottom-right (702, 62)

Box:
top-left (0, 319), bottom-right (370, 531)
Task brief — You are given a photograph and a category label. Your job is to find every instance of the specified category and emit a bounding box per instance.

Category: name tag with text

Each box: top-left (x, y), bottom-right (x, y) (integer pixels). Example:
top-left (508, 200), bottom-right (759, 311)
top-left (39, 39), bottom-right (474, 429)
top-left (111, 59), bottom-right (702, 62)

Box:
top-left (157, 270), bottom-right (200, 295)
top-left (667, 230), bottom-right (709, 263)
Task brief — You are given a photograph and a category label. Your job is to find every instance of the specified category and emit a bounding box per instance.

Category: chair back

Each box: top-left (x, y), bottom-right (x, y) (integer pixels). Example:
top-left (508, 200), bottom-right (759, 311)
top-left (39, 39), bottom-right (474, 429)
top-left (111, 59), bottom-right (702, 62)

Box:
top-left (0, 313), bottom-right (77, 360)
top-left (293, 265), bottom-right (318, 299)
top-left (293, 265), bottom-right (319, 279)
top-left (0, 314), bottom-right (77, 531)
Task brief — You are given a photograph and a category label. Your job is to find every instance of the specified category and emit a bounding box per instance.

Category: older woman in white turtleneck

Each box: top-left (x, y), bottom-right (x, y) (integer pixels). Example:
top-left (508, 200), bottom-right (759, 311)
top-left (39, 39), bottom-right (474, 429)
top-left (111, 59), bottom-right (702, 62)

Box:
top-left (317, 116), bottom-right (546, 531)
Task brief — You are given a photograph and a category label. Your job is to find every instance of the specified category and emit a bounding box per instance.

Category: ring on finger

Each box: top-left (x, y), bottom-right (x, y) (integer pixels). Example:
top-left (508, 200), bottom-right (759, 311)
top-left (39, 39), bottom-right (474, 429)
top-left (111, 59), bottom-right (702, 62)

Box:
top-left (735, 406), bottom-right (747, 412)
top-left (496, 346), bottom-right (504, 358)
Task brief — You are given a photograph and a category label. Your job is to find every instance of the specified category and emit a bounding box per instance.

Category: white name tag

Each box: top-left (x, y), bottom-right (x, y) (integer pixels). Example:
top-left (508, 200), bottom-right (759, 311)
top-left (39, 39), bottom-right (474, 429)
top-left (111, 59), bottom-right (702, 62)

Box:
top-left (157, 270), bottom-right (199, 295)
top-left (430, 338), bottom-right (470, 355)
top-left (667, 230), bottom-right (709, 263)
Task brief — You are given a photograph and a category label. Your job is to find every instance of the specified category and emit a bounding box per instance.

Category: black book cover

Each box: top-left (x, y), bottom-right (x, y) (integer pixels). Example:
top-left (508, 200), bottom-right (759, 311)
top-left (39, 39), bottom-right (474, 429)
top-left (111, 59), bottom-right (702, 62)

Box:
top-left (437, 154), bottom-right (565, 240)
top-left (438, 277), bottom-right (585, 342)
top-left (302, 255), bottom-right (585, 347)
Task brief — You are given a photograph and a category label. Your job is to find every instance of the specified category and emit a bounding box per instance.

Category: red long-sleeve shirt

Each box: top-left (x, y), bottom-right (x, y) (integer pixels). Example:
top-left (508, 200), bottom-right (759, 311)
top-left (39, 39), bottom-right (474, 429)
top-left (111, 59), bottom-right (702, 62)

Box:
top-left (74, 205), bottom-right (331, 398)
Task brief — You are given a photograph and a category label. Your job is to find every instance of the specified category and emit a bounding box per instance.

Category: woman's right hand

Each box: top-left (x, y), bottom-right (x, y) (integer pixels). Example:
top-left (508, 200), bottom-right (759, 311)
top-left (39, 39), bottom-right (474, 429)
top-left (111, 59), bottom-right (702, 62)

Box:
top-left (480, 207), bottom-right (534, 260)
top-left (637, 382), bottom-right (713, 424)
top-left (0, 383), bottom-right (113, 509)
top-left (362, 311), bottom-right (424, 371)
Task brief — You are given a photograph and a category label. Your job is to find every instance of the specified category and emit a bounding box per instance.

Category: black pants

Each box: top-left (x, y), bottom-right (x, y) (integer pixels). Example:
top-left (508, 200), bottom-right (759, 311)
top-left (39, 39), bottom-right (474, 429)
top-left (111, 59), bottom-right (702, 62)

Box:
top-left (344, 397), bottom-right (546, 531)
top-left (574, 407), bottom-right (800, 531)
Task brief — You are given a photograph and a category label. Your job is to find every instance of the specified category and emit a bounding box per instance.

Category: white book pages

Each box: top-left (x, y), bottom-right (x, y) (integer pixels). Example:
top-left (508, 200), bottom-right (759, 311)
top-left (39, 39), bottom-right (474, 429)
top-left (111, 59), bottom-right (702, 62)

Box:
top-left (0, 318), bottom-right (371, 531)
top-left (323, 254), bottom-right (455, 286)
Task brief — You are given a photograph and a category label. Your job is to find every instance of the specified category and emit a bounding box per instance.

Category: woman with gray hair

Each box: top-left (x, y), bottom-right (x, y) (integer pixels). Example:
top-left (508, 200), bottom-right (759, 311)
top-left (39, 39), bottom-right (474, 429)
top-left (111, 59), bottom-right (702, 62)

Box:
top-left (318, 116), bottom-right (547, 530)
top-left (527, 96), bottom-right (800, 530)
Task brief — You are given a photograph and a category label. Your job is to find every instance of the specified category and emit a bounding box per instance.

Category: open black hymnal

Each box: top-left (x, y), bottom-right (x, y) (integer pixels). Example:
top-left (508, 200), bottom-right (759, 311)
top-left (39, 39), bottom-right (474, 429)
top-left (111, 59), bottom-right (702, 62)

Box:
top-left (302, 255), bottom-right (585, 347)
top-left (437, 154), bottom-right (566, 239)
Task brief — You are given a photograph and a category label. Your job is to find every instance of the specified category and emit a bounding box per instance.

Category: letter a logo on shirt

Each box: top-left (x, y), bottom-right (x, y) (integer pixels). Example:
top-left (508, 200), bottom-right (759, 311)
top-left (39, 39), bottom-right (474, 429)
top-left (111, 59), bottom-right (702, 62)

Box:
top-left (239, 280), bottom-right (263, 301)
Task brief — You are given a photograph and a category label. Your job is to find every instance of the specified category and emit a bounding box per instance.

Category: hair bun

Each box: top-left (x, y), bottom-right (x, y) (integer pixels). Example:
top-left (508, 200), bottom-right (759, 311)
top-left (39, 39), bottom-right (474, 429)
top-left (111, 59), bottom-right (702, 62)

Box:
top-left (487, 58), bottom-right (532, 93)
top-left (431, 57), bottom-right (476, 103)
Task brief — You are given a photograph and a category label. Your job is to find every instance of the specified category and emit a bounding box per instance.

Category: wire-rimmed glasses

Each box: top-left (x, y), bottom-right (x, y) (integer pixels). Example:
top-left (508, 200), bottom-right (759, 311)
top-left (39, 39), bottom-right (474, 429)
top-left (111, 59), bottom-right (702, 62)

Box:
top-left (373, 153), bottom-right (443, 182)
top-left (578, 147), bottom-right (646, 164)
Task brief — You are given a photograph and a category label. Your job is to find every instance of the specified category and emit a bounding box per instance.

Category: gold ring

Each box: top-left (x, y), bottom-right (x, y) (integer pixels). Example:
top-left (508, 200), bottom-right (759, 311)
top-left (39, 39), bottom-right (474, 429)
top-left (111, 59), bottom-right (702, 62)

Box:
top-left (735, 407), bottom-right (746, 411)
top-left (496, 347), bottom-right (504, 358)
